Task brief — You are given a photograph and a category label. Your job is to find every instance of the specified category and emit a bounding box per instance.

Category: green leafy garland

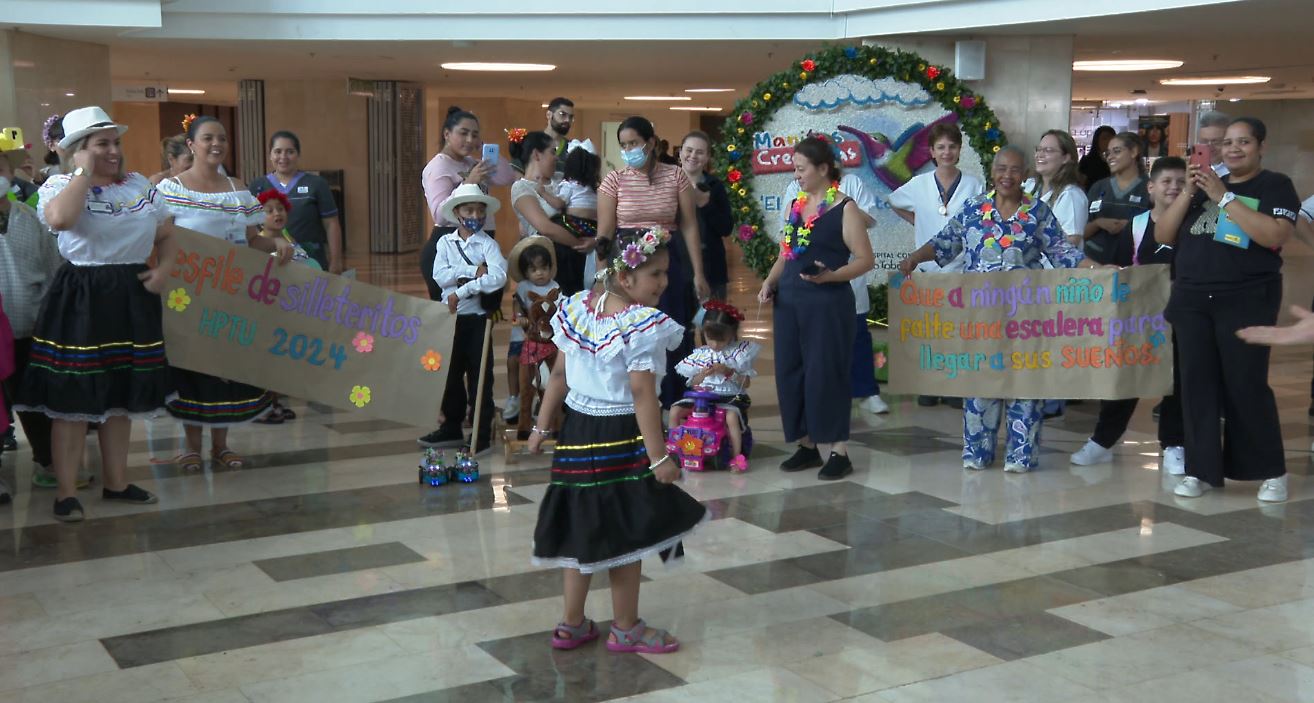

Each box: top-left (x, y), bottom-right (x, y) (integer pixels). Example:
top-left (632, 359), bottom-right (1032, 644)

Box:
top-left (713, 43), bottom-right (1008, 279)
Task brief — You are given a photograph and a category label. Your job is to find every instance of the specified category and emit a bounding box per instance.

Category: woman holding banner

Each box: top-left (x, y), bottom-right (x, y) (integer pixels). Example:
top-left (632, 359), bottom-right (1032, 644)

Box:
top-left (157, 115), bottom-right (293, 472)
top-left (898, 145), bottom-right (1095, 473)
top-left (1153, 117), bottom-right (1298, 503)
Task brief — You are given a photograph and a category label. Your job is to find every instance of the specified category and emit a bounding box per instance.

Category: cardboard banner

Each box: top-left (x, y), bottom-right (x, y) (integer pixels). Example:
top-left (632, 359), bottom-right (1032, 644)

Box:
top-left (162, 229), bottom-right (455, 425)
top-left (887, 266), bottom-right (1173, 400)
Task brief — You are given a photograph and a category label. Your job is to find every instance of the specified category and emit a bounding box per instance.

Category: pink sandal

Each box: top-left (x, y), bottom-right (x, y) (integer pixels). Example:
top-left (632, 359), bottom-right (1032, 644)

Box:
top-left (551, 618), bottom-right (600, 650)
top-left (729, 454), bottom-right (749, 473)
top-left (606, 619), bottom-right (679, 654)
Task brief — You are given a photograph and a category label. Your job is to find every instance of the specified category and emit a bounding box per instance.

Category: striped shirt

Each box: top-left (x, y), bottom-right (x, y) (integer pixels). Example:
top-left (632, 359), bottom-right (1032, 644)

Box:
top-left (0, 202), bottom-right (63, 338)
top-left (599, 163), bottom-right (689, 229)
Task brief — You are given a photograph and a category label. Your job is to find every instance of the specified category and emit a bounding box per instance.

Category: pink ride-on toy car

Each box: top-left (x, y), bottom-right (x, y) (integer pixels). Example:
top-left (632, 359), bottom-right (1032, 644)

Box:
top-left (666, 388), bottom-right (753, 472)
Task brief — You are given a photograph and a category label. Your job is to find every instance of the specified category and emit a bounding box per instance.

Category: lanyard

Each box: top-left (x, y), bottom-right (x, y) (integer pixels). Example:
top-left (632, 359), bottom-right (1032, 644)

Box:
top-left (935, 172), bottom-right (962, 215)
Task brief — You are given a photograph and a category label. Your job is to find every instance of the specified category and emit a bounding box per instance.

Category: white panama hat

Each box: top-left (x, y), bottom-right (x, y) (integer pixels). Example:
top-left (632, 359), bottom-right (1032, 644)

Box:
top-left (58, 106), bottom-right (128, 151)
top-left (439, 183), bottom-right (501, 225)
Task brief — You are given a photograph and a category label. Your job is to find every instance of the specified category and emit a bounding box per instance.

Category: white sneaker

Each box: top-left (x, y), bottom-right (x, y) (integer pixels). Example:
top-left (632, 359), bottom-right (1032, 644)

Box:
top-left (1258, 475), bottom-right (1288, 503)
top-left (963, 459), bottom-right (988, 471)
top-left (1070, 439), bottom-right (1113, 466)
top-left (1004, 462), bottom-right (1031, 473)
top-left (502, 396), bottom-right (521, 422)
top-left (1174, 476), bottom-right (1211, 498)
top-left (1162, 446), bottom-right (1186, 475)
top-left (860, 395), bottom-right (890, 415)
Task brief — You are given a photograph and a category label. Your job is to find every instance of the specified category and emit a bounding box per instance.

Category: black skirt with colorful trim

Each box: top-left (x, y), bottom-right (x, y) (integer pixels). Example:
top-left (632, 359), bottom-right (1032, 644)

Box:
top-left (532, 407), bottom-right (707, 573)
top-left (166, 369), bottom-right (273, 427)
top-left (16, 263), bottom-right (174, 422)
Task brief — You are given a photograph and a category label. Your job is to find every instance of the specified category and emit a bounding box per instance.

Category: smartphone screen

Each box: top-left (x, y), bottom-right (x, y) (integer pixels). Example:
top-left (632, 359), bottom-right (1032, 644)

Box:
top-left (481, 143), bottom-right (500, 163)
top-left (1190, 144), bottom-right (1211, 172)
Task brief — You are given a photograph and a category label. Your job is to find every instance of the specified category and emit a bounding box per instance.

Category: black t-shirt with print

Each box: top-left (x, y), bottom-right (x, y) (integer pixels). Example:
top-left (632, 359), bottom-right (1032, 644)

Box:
top-left (1085, 175), bottom-right (1151, 264)
top-left (1174, 169), bottom-right (1300, 292)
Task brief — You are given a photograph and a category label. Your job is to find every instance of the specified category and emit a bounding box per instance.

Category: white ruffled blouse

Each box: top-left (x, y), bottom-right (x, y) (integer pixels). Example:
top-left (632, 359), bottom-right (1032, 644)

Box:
top-left (36, 172), bottom-right (170, 266)
top-left (550, 291), bottom-right (685, 416)
top-left (674, 340), bottom-right (761, 397)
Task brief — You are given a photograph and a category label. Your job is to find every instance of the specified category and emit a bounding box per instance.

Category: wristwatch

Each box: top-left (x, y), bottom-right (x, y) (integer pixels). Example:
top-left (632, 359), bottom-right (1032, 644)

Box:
top-left (71, 166), bottom-right (86, 178)
top-left (1217, 191), bottom-right (1236, 210)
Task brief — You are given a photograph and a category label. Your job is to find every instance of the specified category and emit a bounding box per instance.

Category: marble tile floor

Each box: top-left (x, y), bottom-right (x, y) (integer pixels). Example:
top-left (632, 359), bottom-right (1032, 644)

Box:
top-left (5, 254), bottom-right (1314, 701)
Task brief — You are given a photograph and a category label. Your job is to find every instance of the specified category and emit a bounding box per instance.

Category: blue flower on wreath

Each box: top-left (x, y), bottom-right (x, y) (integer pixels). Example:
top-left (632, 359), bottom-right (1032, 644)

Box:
top-left (844, 47), bottom-right (859, 59)
top-left (986, 127), bottom-right (1001, 140)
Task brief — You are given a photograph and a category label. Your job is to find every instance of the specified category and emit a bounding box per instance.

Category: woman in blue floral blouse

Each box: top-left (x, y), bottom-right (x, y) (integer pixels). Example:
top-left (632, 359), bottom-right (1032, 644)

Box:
top-left (899, 145), bottom-right (1099, 472)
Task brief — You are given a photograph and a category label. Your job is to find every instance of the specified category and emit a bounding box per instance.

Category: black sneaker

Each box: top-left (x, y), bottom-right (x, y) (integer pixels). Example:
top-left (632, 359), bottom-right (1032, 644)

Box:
top-left (418, 427), bottom-right (465, 448)
top-left (917, 395), bottom-right (939, 407)
top-left (781, 445), bottom-right (823, 472)
top-left (102, 484), bottom-right (158, 504)
top-left (818, 452), bottom-right (853, 481)
top-left (944, 397), bottom-right (964, 410)
top-left (53, 496), bottom-right (84, 522)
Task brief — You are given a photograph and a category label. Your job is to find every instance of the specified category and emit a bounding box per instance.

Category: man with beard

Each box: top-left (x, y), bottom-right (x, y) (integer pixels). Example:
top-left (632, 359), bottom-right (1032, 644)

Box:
top-left (544, 97), bottom-right (575, 180)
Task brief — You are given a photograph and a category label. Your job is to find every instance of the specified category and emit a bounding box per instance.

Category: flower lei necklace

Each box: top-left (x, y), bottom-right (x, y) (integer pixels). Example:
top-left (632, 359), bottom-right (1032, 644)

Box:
top-left (978, 191), bottom-right (1034, 250)
top-left (781, 181), bottom-right (839, 260)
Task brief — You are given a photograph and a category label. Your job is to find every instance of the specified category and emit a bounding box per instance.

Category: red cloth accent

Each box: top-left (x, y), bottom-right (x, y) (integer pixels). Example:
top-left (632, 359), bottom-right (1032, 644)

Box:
top-left (520, 339), bottom-right (557, 365)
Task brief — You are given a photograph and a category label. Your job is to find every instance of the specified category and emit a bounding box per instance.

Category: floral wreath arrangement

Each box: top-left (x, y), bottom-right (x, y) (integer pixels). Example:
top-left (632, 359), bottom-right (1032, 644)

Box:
top-left (596, 227), bottom-right (670, 281)
top-left (712, 43), bottom-right (1008, 278)
top-left (702, 300), bottom-right (744, 321)
top-left (41, 113), bottom-right (62, 151)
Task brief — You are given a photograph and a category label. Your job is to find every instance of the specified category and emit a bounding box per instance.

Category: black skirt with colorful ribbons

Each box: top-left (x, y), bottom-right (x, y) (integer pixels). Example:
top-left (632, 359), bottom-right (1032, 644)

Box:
top-left (531, 407), bottom-right (707, 573)
top-left (16, 263), bottom-right (175, 422)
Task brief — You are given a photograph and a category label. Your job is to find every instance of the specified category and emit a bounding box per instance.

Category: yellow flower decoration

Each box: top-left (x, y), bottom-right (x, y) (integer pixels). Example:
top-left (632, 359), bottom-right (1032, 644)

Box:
top-left (726, 144), bottom-right (737, 153)
top-left (936, 82), bottom-right (945, 91)
top-left (740, 206), bottom-right (750, 213)
top-left (917, 63), bottom-right (926, 71)
top-left (349, 385), bottom-right (372, 408)
top-left (763, 92), bottom-right (772, 101)
top-left (953, 95), bottom-right (961, 104)
top-left (166, 288), bottom-right (191, 313)
top-left (737, 188), bottom-right (747, 197)
top-left (420, 349), bottom-right (442, 372)
top-left (737, 128), bottom-right (745, 135)
top-left (992, 145), bottom-right (1001, 153)
top-left (984, 121), bottom-right (992, 129)
top-left (783, 82), bottom-right (791, 88)
top-left (869, 58), bottom-right (877, 65)
top-left (800, 72), bottom-right (809, 80)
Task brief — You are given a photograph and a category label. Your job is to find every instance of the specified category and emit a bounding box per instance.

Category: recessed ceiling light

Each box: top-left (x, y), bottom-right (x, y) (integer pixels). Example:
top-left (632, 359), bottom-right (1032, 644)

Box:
top-left (64, 92), bottom-right (75, 97)
top-left (168, 88), bottom-right (206, 95)
top-left (625, 96), bottom-right (691, 101)
top-left (1159, 75), bottom-right (1270, 85)
top-left (440, 62), bottom-right (555, 72)
top-left (685, 88), bottom-right (734, 93)
top-left (1073, 59), bottom-right (1183, 71)
top-left (1229, 98), bottom-right (1242, 102)
top-left (670, 106), bottom-right (722, 111)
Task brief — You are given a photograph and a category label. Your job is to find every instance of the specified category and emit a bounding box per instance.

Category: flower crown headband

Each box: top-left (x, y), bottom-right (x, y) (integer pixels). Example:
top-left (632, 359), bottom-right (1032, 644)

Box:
top-left (596, 227), bottom-right (671, 281)
top-left (41, 113), bottom-right (62, 151)
top-left (256, 188), bottom-right (292, 213)
top-left (702, 300), bottom-right (744, 322)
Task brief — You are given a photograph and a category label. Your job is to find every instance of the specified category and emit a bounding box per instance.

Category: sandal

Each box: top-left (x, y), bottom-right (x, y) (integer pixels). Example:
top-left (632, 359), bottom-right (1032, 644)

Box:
top-left (175, 452), bottom-right (203, 471)
top-left (212, 448), bottom-right (245, 469)
top-left (253, 406), bottom-right (285, 424)
top-left (729, 455), bottom-right (749, 473)
top-left (606, 619), bottom-right (679, 654)
top-left (551, 618), bottom-right (600, 650)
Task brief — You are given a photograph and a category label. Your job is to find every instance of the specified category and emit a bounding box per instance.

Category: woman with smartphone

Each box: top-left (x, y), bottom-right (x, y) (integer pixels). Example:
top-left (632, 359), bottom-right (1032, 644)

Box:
top-left (1152, 117), bottom-right (1299, 503)
top-left (419, 106), bottom-right (517, 302)
top-left (759, 137), bottom-right (875, 481)
top-left (1082, 132), bottom-right (1150, 264)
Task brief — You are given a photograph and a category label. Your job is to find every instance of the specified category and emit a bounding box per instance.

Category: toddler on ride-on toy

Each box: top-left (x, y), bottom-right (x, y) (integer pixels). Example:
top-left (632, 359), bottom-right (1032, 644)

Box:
top-left (668, 302), bottom-right (760, 472)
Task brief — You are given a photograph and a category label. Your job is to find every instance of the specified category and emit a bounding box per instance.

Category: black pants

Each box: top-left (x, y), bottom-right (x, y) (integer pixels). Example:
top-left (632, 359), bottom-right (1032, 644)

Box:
top-left (440, 314), bottom-right (495, 440)
top-left (633, 229), bottom-right (695, 409)
top-left (420, 226), bottom-right (459, 301)
top-left (774, 283), bottom-right (855, 444)
top-left (1, 337), bottom-right (53, 467)
top-left (1092, 332), bottom-right (1184, 449)
top-left (1165, 280), bottom-right (1285, 486)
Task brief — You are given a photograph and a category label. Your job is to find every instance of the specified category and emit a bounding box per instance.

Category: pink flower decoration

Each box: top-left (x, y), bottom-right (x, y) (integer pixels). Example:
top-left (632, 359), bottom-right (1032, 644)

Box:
top-left (621, 243), bottom-right (646, 268)
top-left (740, 111), bottom-right (754, 125)
top-left (873, 351), bottom-right (887, 369)
top-left (961, 95), bottom-right (977, 109)
top-left (738, 224), bottom-right (755, 242)
top-left (1011, 221), bottom-right (1023, 234)
top-left (352, 331), bottom-right (375, 353)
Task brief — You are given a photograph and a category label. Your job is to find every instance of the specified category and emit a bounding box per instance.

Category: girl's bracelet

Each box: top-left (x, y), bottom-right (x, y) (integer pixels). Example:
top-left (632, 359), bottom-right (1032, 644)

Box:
top-left (531, 426), bottom-right (553, 438)
top-left (650, 453), bottom-right (673, 469)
